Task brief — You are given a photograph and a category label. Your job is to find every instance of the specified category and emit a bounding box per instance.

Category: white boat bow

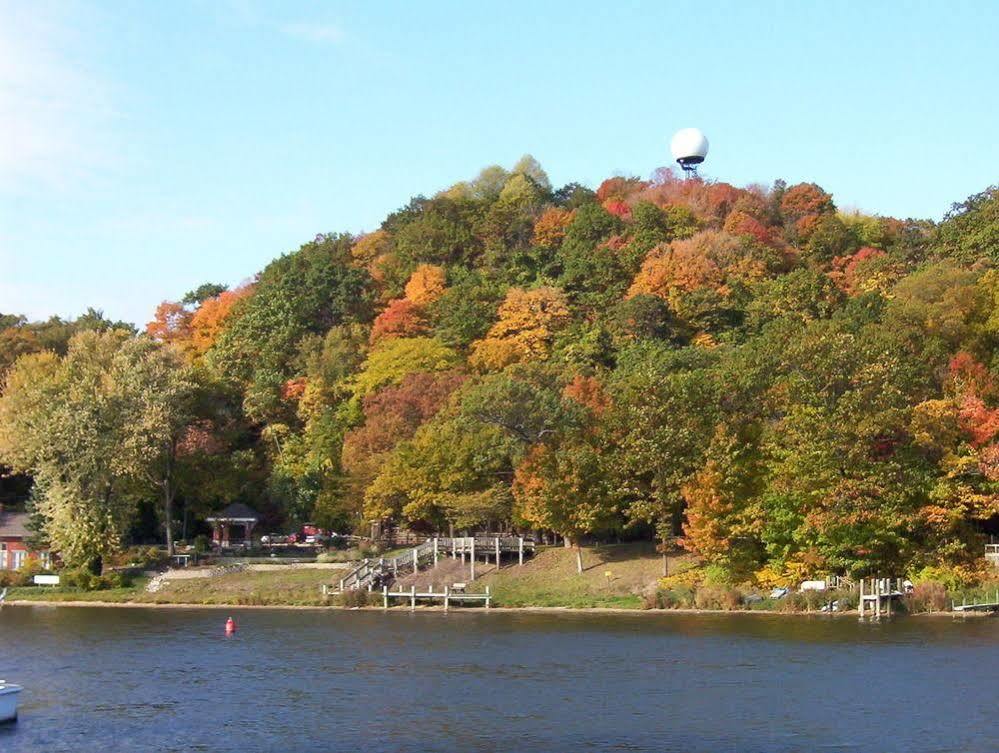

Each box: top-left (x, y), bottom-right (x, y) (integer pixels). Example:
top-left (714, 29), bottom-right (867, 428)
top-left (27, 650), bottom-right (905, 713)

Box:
top-left (0, 680), bottom-right (22, 723)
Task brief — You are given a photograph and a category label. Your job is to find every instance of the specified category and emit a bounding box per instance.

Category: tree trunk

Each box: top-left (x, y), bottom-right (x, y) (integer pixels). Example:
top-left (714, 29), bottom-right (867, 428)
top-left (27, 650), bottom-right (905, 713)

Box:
top-left (162, 440), bottom-right (177, 556)
top-left (573, 538), bottom-right (583, 574)
top-left (163, 483), bottom-right (175, 557)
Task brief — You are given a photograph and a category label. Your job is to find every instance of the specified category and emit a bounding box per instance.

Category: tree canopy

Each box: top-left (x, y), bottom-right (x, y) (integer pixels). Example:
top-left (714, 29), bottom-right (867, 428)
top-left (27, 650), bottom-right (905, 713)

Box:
top-left (5, 155), bottom-right (999, 585)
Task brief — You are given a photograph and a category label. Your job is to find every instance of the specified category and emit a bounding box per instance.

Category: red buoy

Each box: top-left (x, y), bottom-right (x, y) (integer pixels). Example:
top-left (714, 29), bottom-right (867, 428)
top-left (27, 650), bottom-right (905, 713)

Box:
top-left (225, 617), bottom-right (236, 635)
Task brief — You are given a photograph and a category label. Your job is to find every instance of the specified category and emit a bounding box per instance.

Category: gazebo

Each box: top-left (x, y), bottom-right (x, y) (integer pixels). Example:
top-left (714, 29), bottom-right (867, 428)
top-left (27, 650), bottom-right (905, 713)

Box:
top-left (206, 503), bottom-right (260, 549)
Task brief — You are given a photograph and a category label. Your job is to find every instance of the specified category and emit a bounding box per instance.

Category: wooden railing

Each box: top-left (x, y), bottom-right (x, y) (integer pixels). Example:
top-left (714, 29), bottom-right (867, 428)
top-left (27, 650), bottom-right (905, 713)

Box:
top-left (334, 536), bottom-right (536, 592)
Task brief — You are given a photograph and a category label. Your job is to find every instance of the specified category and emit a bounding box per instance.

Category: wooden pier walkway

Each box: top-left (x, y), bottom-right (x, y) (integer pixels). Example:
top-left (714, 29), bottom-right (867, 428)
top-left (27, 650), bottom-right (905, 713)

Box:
top-left (331, 536), bottom-right (534, 594)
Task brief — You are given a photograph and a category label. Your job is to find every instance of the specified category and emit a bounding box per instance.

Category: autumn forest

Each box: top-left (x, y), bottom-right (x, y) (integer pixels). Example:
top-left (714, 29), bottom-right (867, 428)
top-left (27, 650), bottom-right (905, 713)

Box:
top-left (3, 157), bottom-right (999, 585)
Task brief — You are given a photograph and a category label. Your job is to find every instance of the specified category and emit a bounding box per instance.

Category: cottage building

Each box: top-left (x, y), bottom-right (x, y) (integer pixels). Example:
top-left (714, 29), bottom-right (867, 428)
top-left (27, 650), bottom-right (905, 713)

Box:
top-left (0, 506), bottom-right (47, 570)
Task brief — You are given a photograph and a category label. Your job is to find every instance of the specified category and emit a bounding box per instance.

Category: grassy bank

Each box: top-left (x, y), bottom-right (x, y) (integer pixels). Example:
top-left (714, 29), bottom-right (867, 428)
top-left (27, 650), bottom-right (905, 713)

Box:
top-left (6, 579), bottom-right (150, 603)
top-left (7, 544), bottom-right (998, 616)
top-left (481, 542), bottom-right (690, 609)
top-left (6, 568), bottom-right (336, 607)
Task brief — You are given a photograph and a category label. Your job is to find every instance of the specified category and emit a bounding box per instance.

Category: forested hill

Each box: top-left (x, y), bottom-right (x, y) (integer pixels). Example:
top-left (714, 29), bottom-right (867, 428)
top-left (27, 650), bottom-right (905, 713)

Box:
top-left (3, 156), bottom-right (999, 583)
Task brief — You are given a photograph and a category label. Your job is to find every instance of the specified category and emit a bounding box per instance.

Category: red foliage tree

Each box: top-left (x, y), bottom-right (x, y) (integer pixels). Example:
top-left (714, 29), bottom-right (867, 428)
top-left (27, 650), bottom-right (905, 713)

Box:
top-left (948, 352), bottom-right (997, 400)
top-left (369, 299), bottom-right (428, 344)
top-left (829, 246), bottom-right (889, 294)
top-left (596, 176), bottom-right (648, 203)
top-left (723, 210), bottom-right (775, 246)
top-left (602, 199), bottom-right (632, 219)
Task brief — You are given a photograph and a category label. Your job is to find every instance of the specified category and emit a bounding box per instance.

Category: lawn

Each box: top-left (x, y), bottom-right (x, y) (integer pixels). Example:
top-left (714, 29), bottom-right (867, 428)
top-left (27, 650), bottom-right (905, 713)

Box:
top-left (481, 542), bottom-right (694, 609)
top-left (142, 567), bottom-right (335, 606)
top-left (6, 578), bottom-right (149, 603)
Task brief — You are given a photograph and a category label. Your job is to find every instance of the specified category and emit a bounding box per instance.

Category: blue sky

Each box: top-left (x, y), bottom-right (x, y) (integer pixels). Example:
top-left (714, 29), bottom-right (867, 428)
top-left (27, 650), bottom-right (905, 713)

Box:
top-left (2, 1), bottom-right (997, 326)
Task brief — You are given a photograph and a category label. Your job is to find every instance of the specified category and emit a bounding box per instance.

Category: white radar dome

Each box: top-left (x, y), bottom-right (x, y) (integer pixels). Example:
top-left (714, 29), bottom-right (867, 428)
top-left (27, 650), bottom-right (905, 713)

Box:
top-left (670, 128), bottom-right (709, 168)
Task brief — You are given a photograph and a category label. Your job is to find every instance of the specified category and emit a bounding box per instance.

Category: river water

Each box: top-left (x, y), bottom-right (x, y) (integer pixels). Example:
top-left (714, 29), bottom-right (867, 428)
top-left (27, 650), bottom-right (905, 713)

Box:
top-left (1, 605), bottom-right (997, 753)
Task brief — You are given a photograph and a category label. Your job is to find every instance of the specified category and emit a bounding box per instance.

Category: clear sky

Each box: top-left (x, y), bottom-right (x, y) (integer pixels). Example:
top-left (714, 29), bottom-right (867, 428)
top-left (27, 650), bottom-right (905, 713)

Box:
top-left (2, 1), bottom-right (998, 326)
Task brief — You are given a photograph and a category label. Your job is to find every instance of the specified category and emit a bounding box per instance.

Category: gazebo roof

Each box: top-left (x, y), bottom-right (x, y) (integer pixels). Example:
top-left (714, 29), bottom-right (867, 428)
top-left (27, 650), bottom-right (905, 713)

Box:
top-left (206, 503), bottom-right (260, 522)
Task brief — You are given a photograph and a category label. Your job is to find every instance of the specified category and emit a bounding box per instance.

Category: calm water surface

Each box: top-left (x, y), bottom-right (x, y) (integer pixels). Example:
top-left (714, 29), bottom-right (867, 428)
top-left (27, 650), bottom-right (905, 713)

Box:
top-left (1, 605), bottom-right (997, 752)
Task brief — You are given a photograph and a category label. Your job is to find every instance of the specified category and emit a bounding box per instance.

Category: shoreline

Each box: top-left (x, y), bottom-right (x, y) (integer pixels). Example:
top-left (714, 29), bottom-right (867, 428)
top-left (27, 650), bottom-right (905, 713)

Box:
top-left (4, 599), bottom-right (988, 618)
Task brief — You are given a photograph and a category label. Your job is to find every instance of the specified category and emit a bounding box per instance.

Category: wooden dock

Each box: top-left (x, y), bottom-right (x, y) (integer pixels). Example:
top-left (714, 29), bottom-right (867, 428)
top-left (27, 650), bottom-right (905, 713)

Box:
top-left (858, 577), bottom-right (905, 619)
top-left (952, 591), bottom-right (999, 613)
top-left (380, 584), bottom-right (491, 610)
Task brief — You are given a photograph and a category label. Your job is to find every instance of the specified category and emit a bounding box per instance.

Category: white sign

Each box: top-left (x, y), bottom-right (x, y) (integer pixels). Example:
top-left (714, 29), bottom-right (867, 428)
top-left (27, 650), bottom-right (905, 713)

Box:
top-left (33, 574), bottom-right (60, 586)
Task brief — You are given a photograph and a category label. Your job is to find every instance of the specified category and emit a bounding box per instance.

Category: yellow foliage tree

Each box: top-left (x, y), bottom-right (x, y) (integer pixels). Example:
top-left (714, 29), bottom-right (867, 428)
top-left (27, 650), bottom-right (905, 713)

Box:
top-left (351, 229), bottom-right (392, 268)
top-left (469, 287), bottom-right (570, 371)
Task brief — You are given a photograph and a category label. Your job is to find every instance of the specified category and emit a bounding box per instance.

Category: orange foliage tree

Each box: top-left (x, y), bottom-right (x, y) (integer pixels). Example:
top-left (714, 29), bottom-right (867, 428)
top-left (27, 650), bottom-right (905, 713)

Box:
top-left (562, 374), bottom-right (610, 416)
top-left (595, 176), bottom-right (647, 204)
top-left (780, 182), bottom-right (835, 221)
top-left (532, 207), bottom-right (575, 248)
top-left (628, 231), bottom-right (752, 298)
top-left (189, 286), bottom-right (253, 355)
top-left (146, 301), bottom-right (192, 345)
top-left (679, 462), bottom-right (737, 562)
top-left (403, 264), bottom-right (447, 306)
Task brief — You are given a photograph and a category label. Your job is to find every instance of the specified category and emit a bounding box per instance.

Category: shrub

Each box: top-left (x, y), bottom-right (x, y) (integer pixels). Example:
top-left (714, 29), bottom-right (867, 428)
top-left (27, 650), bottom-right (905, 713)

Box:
top-left (694, 585), bottom-right (742, 610)
top-left (641, 585), bottom-right (696, 609)
top-left (908, 581), bottom-right (949, 613)
top-left (658, 561), bottom-right (707, 591)
top-left (702, 564), bottom-right (735, 586)
top-left (335, 589), bottom-right (371, 607)
top-left (110, 546), bottom-right (165, 570)
top-left (781, 589), bottom-right (830, 612)
top-left (6, 558), bottom-right (49, 587)
top-left (317, 549), bottom-right (360, 563)
top-left (193, 535), bottom-right (211, 554)
top-left (60, 568), bottom-right (100, 590)
top-left (832, 589), bottom-right (858, 612)
top-left (911, 564), bottom-right (980, 592)
top-left (57, 568), bottom-right (130, 591)
top-left (357, 540), bottom-right (383, 557)
top-left (661, 586), bottom-right (696, 609)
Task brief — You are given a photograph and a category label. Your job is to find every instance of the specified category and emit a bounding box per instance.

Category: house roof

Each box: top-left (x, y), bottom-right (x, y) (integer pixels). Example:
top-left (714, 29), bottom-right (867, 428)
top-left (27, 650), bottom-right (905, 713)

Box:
top-left (0, 511), bottom-right (31, 539)
top-left (206, 502), bottom-right (260, 522)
